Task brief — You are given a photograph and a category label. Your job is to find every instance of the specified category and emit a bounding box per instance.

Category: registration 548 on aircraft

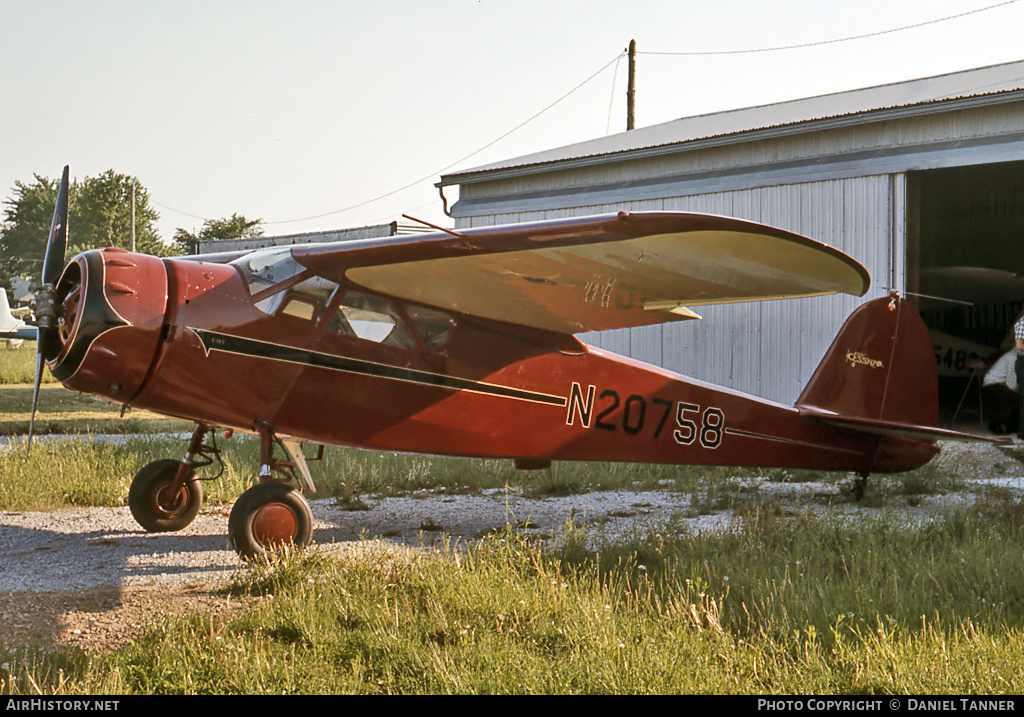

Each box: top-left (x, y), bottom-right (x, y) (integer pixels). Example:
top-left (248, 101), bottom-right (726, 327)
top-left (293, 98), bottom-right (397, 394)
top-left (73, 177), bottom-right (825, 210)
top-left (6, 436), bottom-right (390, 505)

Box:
top-left (27, 166), bottom-right (990, 557)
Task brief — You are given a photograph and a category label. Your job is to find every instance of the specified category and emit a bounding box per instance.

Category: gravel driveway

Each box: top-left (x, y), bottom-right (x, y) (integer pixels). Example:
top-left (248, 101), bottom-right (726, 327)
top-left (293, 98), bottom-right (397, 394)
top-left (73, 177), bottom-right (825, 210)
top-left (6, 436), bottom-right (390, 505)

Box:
top-left (0, 440), bottom-right (1019, 650)
top-left (0, 485), bottom-right (717, 594)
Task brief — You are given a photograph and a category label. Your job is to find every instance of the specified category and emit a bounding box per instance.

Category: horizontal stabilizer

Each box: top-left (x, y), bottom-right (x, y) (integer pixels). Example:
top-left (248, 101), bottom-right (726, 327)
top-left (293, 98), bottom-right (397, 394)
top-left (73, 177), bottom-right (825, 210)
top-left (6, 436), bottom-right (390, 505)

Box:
top-left (799, 406), bottom-right (1010, 445)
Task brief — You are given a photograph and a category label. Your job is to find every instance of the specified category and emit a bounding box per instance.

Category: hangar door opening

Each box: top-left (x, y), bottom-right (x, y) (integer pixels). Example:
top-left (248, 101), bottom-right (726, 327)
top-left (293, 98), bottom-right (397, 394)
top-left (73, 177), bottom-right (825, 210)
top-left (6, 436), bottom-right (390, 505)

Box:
top-left (909, 161), bottom-right (1024, 426)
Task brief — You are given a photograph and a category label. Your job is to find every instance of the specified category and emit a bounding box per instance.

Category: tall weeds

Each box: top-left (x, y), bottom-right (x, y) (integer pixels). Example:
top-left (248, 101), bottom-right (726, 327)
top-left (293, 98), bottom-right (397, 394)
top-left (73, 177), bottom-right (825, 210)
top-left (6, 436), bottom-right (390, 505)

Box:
top-left (5, 496), bottom-right (1024, 694)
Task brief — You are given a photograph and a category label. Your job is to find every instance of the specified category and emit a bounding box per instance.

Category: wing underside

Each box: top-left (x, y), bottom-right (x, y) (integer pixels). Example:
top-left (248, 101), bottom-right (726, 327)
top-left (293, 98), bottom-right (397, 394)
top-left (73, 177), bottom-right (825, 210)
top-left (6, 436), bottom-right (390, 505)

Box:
top-left (292, 212), bottom-right (870, 334)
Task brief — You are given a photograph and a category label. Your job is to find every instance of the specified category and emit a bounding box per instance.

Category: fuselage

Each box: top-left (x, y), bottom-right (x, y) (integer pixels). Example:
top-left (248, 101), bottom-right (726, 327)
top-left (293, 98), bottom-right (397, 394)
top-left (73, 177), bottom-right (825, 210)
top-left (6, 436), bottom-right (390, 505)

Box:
top-left (46, 247), bottom-right (936, 475)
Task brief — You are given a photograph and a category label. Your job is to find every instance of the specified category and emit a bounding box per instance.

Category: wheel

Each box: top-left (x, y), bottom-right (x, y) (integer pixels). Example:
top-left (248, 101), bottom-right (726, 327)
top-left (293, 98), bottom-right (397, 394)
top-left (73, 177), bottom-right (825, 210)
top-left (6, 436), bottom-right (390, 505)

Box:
top-left (128, 459), bottom-right (203, 533)
top-left (228, 481), bottom-right (313, 559)
top-left (852, 475), bottom-right (869, 502)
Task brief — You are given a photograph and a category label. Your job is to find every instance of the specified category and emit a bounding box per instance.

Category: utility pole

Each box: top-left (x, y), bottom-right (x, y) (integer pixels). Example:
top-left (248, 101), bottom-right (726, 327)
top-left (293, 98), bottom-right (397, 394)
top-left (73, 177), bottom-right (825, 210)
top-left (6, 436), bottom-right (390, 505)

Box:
top-left (627, 39), bottom-right (636, 131)
top-left (130, 179), bottom-right (136, 253)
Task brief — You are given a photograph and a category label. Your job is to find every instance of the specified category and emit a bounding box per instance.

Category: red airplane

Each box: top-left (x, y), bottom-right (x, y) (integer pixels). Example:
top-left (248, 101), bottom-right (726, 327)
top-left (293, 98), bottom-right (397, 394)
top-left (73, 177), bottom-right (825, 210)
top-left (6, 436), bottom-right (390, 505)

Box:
top-left (27, 166), bottom-right (991, 558)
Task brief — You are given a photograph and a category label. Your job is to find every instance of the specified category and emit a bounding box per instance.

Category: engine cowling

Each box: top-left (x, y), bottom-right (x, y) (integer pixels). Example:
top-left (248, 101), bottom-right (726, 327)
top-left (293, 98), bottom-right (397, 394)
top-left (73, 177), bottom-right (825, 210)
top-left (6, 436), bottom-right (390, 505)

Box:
top-left (48, 248), bottom-right (168, 404)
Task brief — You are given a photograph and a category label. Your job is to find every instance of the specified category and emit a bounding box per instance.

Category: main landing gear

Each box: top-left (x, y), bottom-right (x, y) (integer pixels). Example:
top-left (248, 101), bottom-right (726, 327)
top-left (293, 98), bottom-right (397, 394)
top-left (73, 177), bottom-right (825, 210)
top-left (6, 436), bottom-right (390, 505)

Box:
top-left (127, 423), bottom-right (317, 559)
top-left (127, 458), bottom-right (203, 532)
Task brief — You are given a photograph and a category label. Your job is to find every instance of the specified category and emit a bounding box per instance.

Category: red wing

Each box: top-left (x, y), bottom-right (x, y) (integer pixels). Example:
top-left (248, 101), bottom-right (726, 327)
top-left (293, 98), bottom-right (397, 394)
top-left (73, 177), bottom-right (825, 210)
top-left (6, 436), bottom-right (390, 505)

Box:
top-left (291, 211), bottom-right (870, 334)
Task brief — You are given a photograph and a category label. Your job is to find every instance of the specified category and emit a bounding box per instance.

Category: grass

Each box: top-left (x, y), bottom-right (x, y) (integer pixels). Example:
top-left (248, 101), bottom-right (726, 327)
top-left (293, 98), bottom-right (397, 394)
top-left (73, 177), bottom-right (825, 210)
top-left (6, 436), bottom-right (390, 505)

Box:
top-left (0, 342), bottom-right (191, 436)
top-left (0, 342), bottom-right (54, 385)
top-left (5, 502), bottom-right (1024, 694)
top-left (0, 384), bottom-right (192, 436)
top-left (0, 430), bottom-right (785, 512)
top-left (0, 438), bottom-right (1021, 695)
top-left (3, 342), bottom-right (1024, 693)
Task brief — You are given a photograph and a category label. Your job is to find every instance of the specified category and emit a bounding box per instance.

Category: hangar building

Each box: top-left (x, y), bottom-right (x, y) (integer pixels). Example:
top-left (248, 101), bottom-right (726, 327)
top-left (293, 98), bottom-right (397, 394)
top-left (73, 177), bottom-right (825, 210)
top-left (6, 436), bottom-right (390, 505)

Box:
top-left (197, 222), bottom-right (404, 254)
top-left (436, 60), bottom-right (1024, 409)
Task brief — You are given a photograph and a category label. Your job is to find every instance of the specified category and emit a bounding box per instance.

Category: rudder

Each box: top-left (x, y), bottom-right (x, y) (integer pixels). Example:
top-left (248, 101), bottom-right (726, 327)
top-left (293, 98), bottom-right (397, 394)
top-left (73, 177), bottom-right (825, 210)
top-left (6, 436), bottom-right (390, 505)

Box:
top-left (796, 294), bottom-right (939, 427)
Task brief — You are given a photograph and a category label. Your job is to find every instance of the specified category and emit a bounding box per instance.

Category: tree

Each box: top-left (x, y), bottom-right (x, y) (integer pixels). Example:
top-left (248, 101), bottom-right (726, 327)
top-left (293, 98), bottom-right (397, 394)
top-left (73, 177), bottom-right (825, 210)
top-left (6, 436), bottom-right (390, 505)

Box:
top-left (0, 173), bottom-right (67, 285)
top-left (173, 213), bottom-right (264, 255)
top-left (72, 170), bottom-right (168, 257)
top-left (0, 170), bottom-right (171, 288)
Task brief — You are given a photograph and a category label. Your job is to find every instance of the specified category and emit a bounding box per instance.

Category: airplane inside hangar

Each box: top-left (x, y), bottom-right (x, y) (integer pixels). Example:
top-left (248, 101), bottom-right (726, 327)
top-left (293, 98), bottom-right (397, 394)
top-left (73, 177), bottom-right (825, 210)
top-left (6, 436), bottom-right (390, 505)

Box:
top-left (911, 160), bottom-right (1024, 427)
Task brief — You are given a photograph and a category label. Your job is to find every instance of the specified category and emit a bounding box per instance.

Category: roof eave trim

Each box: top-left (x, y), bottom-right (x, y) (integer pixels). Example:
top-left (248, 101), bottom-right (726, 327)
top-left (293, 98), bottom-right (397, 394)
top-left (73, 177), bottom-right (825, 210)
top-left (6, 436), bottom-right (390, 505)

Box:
top-left (437, 89), bottom-right (1024, 188)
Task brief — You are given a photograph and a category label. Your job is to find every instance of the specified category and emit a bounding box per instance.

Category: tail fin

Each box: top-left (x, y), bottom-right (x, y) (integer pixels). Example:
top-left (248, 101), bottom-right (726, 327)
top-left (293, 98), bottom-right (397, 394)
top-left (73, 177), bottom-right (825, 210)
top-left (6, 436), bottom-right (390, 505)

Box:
top-left (0, 288), bottom-right (35, 340)
top-left (0, 289), bottom-right (16, 331)
top-left (797, 294), bottom-right (939, 426)
top-left (797, 295), bottom-right (1005, 475)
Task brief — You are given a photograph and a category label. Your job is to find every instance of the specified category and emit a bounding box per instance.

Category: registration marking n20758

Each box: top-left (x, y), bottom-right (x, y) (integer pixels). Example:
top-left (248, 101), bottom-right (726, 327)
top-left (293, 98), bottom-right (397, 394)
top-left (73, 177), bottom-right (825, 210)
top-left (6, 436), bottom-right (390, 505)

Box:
top-left (565, 382), bottom-right (724, 449)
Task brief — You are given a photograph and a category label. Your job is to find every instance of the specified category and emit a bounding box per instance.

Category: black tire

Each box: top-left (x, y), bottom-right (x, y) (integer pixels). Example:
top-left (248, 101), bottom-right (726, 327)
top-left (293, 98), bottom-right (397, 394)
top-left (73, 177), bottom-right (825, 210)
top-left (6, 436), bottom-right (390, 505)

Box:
top-left (228, 481), bottom-right (313, 559)
top-left (128, 459), bottom-right (203, 533)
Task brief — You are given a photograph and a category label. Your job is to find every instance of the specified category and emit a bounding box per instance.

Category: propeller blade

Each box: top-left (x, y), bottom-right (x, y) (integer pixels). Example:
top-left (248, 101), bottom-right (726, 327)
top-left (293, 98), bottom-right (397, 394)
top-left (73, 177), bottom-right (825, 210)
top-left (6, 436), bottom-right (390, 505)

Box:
top-left (27, 165), bottom-right (70, 454)
top-left (26, 353), bottom-right (44, 454)
top-left (42, 165), bottom-right (70, 287)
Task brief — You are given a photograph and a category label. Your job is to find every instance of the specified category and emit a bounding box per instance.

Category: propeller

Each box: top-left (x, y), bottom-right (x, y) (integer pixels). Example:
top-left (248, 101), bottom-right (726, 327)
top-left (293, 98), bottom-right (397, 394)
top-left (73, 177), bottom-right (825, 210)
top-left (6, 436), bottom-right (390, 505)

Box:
top-left (27, 165), bottom-right (70, 452)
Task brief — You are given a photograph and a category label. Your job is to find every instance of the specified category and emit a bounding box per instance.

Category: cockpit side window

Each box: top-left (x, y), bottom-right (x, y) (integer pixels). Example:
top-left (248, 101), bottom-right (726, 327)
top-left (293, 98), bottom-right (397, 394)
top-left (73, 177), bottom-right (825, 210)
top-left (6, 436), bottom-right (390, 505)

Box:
top-left (406, 305), bottom-right (457, 349)
top-left (254, 275), bottom-right (339, 320)
top-left (279, 294), bottom-right (319, 321)
top-left (233, 247), bottom-right (458, 350)
top-left (328, 290), bottom-right (416, 349)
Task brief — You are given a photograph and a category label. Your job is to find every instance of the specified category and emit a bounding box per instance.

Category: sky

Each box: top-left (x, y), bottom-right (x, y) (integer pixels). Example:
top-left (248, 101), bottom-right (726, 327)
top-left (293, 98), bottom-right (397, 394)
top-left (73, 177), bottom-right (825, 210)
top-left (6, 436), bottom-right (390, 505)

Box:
top-left (3, 0), bottom-right (1024, 248)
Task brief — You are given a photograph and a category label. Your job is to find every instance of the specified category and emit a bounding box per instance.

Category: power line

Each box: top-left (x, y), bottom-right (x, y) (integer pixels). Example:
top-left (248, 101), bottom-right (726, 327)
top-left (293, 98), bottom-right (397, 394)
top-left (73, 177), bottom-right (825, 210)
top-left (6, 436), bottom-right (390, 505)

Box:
top-left (153, 0), bottom-right (1020, 228)
top-left (606, 52), bottom-right (627, 135)
top-left (642, 0), bottom-right (1020, 56)
top-left (149, 200), bottom-right (213, 223)
top-left (151, 53), bottom-right (623, 228)
top-left (268, 0), bottom-right (1016, 224)
top-left (263, 52), bottom-right (625, 226)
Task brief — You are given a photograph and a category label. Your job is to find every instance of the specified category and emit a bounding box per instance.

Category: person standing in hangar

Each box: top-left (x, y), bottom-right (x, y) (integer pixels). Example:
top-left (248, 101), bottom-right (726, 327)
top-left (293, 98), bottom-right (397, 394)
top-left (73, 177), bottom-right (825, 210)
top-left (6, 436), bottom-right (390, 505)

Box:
top-left (1015, 310), bottom-right (1024, 439)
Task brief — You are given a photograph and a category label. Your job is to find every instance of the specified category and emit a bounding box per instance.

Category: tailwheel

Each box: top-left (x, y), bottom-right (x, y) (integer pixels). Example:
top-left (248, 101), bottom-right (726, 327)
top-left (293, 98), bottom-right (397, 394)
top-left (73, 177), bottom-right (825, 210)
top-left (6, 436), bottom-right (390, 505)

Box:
top-left (852, 473), bottom-right (870, 501)
top-left (128, 458), bottom-right (203, 532)
top-left (228, 481), bottom-right (313, 560)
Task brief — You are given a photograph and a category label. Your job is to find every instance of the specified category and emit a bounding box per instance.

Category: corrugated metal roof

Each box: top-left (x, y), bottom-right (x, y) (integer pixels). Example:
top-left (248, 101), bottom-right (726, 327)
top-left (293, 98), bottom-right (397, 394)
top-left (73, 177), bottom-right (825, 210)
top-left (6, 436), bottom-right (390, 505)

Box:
top-left (195, 222), bottom-right (399, 254)
top-left (440, 60), bottom-right (1024, 185)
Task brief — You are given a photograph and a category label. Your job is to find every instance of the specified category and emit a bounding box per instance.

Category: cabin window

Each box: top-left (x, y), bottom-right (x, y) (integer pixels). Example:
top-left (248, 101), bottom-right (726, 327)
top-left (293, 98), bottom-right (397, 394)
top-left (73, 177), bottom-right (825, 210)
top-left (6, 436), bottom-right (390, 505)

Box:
top-left (406, 305), bottom-right (456, 349)
top-left (258, 275), bottom-right (338, 318)
top-left (236, 249), bottom-right (340, 322)
top-left (328, 291), bottom-right (416, 349)
top-left (279, 295), bottom-right (319, 321)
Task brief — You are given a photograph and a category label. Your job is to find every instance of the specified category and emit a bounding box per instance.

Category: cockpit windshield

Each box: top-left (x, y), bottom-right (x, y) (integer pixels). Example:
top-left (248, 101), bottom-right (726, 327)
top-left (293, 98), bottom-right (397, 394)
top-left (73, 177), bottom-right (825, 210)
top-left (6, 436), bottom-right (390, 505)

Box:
top-left (231, 248), bottom-right (306, 295)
